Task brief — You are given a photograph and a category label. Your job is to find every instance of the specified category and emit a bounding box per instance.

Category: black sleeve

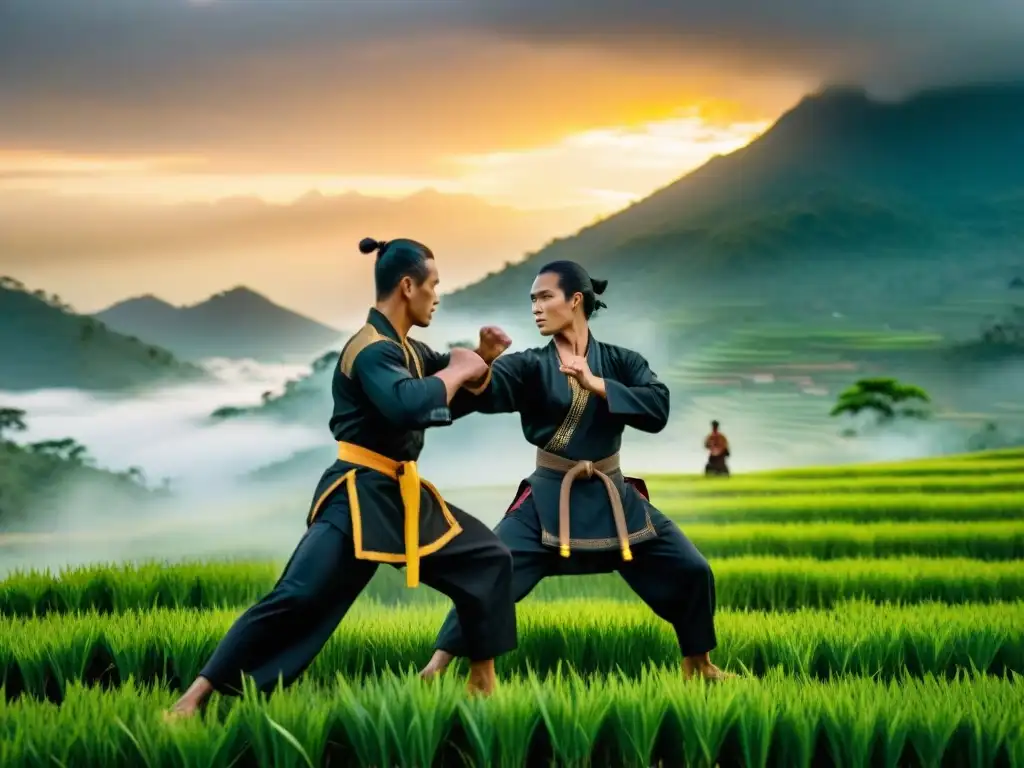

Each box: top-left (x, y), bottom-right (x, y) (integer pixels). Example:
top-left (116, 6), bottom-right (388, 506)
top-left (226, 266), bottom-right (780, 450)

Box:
top-left (449, 351), bottom-right (533, 419)
top-left (603, 348), bottom-right (670, 433)
top-left (352, 341), bottom-right (452, 429)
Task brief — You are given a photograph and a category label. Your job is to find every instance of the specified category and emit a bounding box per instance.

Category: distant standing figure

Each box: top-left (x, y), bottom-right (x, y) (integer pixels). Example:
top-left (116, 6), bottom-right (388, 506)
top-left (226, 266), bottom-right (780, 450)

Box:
top-left (704, 420), bottom-right (730, 477)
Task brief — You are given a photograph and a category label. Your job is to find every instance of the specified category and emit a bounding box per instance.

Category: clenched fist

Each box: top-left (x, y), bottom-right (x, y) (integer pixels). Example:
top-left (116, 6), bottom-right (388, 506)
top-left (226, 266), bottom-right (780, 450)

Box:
top-left (477, 326), bottom-right (512, 364)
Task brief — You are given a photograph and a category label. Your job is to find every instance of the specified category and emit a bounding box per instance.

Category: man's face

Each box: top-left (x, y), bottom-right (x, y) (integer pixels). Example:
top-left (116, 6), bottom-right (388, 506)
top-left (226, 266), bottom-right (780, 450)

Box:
top-left (405, 259), bottom-right (440, 328)
top-left (530, 272), bottom-right (578, 337)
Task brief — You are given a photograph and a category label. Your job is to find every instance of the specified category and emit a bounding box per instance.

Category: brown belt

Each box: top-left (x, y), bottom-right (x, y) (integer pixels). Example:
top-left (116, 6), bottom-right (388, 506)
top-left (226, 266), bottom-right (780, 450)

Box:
top-left (535, 448), bottom-right (633, 562)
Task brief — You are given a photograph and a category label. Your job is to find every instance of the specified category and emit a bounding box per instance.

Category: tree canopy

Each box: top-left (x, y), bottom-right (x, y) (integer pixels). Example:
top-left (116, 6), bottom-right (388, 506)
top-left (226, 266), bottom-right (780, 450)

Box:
top-left (830, 377), bottom-right (932, 424)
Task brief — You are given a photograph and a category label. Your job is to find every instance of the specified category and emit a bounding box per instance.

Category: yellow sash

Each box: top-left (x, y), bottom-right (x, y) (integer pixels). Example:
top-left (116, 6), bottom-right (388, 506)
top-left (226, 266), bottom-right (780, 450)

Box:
top-left (306, 442), bottom-right (462, 587)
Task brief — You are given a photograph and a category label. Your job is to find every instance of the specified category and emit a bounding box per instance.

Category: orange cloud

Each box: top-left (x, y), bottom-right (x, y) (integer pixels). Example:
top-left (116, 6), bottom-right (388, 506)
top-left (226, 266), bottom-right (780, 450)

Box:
top-left (1, 34), bottom-right (807, 178)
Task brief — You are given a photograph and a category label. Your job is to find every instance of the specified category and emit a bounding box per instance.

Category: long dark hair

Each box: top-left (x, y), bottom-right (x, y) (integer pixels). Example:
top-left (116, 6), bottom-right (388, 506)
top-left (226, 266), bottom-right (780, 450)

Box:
top-left (537, 260), bottom-right (608, 319)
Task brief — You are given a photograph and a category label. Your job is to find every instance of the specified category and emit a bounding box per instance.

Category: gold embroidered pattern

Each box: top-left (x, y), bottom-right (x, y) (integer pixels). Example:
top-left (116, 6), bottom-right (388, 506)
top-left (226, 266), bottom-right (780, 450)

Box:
top-left (540, 508), bottom-right (657, 551)
top-left (543, 376), bottom-right (589, 453)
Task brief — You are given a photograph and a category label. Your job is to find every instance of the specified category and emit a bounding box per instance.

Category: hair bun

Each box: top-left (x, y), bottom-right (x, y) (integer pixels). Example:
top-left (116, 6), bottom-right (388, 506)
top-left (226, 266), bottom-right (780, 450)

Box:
top-left (591, 278), bottom-right (608, 295)
top-left (358, 237), bottom-right (385, 255)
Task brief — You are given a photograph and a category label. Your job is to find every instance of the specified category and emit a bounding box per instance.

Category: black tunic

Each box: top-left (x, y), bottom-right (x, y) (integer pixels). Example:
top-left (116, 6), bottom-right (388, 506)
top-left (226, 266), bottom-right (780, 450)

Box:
top-left (307, 308), bottom-right (463, 583)
top-left (450, 332), bottom-right (670, 553)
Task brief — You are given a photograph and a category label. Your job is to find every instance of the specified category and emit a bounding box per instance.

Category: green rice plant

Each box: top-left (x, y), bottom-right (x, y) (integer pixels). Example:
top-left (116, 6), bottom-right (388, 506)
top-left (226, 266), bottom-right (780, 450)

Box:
top-left (0, 559), bottom-right (280, 617)
top-left (1, 600), bottom-right (1021, 699)
top-left (0, 670), bottom-right (1021, 767)
top-left (645, 457), bottom-right (1024, 483)
top-left (661, 492), bottom-right (1024, 523)
top-left (648, 474), bottom-right (1024, 497)
top-left (3, 556), bottom-right (1024, 618)
top-left (668, 677), bottom-right (744, 767)
top-left (603, 667), bottom-right (667, 767)
top-left (677, 521), bottom-right (1024, 560)
top-left (6, 552), bottom-right (1024, 618)
top-left (955, 447), bottom-right (1024, 461)
top-left (530, 668), bottom-right (612, 766)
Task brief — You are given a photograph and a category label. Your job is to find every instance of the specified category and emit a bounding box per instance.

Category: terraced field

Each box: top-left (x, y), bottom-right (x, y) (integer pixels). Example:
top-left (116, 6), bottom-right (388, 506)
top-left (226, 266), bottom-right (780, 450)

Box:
top-left (1, 448), bottom-right (1022, 766)
top-left (655, 315), bottom-right (1023, 464)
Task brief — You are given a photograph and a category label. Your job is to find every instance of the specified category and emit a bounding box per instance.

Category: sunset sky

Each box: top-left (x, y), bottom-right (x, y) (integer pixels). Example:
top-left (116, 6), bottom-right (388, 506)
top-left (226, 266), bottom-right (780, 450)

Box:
top-left (2, 0), bottom-right (1022, 326)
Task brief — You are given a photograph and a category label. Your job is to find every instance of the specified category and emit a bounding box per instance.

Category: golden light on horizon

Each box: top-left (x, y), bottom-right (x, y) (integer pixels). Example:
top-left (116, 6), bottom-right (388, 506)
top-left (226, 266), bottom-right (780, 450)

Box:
top-left (0, 97), bottom-right (782, 327)
top-left (0, 109), bottom-right (772, 214)
top-left (450, 110), bottom-right (771, 212)
top-left (0, 150), bottom-right (202, 175)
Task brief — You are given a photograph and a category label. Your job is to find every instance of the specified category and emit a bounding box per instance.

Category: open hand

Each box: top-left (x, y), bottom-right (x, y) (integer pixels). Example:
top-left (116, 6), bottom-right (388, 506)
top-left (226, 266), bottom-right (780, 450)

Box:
top-left (477, 326), bottom-right (511, 364)
top-left (559, 355), bottom-right (604, 395)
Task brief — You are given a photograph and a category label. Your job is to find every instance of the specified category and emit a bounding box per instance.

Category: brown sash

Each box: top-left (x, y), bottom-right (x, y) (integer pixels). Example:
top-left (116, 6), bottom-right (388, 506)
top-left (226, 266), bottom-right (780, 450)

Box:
top-left (534, 448), bottom-right (632, 562)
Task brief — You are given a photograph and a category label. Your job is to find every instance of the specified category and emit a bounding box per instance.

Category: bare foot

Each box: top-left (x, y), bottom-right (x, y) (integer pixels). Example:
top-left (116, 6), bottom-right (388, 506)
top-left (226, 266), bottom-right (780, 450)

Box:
top-left (466, 659), bottom-right (496, 697)
top-left (683, 654), bottom-right (736, 682)
top-left (164, 676), bottom-right (213, 720)
top-left (163, 705), bottom-right (196, 723)
top-left (419, 650), bottom-right (454, 681)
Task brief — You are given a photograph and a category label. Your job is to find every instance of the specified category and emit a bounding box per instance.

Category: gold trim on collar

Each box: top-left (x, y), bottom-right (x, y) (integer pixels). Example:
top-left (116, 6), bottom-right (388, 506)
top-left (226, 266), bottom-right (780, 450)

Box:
top-left (404, 341), bottom-right (424, 378)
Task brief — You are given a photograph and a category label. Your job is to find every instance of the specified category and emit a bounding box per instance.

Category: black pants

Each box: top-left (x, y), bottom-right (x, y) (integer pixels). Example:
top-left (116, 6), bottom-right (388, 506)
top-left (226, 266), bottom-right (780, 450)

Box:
top-left (434, 498), bottom-right (717, 659)
top-left (201, 504), bottom-right (516, 694)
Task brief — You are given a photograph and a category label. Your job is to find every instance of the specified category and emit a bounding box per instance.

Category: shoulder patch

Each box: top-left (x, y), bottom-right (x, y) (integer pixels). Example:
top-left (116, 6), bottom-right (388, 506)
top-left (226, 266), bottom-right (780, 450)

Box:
top-left (339, 324), bottom-right (400, 377)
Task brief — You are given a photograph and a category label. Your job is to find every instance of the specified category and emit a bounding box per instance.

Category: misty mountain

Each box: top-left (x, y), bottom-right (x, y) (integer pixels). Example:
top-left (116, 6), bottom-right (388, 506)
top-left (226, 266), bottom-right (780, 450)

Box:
top-left (94, 286), bottom-right (342, 363)
top-left (442, 82), bottom-right (1024, 322)
top-left (211, 350), bottom-right (339, 421)
top-left (0, 277), bottom-right (207, 392)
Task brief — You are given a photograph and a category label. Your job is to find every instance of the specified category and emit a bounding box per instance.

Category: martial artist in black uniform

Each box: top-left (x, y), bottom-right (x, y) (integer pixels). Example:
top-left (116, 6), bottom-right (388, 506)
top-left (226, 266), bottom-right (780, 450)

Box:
top-left (420, 260), bottom-right (733, 682)
top-left (167, 237), bottom-right (517, 717)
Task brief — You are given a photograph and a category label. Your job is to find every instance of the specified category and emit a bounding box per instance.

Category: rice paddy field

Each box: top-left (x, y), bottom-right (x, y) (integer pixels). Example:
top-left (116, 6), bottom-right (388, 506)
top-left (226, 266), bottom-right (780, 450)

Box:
top-left (652, 312), bottom-right (1024, 464)
top-left (2, 447), bottom-right (1023, 766)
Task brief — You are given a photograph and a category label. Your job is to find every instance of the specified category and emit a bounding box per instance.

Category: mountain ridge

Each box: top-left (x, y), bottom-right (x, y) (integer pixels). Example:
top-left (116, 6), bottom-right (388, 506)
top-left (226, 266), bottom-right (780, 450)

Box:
top-left (94, 286), bottom-right (342, 363)
top-left (0, 277), bottom-right (207, 392)
top-left (439, 81), bottom-right (1024, 315)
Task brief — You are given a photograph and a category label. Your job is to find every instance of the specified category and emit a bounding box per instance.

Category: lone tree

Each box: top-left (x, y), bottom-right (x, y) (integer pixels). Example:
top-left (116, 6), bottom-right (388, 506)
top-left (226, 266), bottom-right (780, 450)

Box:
top-left (29, 437), bottom-right (91, 465)
top-left (980, 306), bottom-right (1024, 348)
top-left (0, 408), bottom-right (27, 442)
top-left (123, 466), bottom-right (147, 486)
top-left (311, 351), bottom-right (339, 373)
top-left (0, 276), bottom-right (26, 291)
top-left (830, 377), bottom-right (932, 426)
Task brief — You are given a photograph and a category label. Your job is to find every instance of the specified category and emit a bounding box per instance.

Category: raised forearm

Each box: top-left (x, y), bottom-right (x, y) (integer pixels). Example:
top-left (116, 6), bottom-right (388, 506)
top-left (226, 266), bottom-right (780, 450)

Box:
top-left (434, 366), bottom-right (482, 403)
